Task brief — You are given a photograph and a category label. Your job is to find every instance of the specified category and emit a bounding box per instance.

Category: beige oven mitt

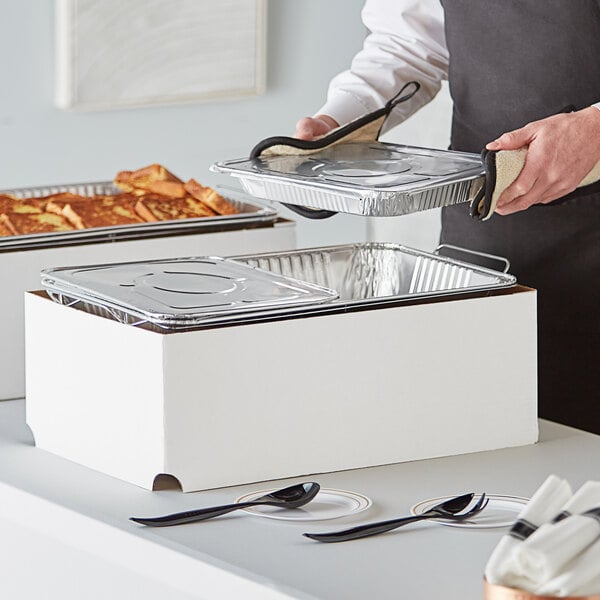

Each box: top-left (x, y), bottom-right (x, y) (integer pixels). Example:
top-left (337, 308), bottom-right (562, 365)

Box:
top-left (249, 81), bottom-right (420, 219)
top-left (471, 147), bottom-right (600, 221)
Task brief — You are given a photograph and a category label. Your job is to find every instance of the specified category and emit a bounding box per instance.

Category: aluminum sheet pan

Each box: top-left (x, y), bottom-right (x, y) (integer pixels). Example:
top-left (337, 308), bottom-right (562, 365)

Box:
top-left (212, 142), bottom-right (485, 217)
top-left (41, 257), bottom-right (338, 329)
top-left (0, 183), bottom-right (277, 251)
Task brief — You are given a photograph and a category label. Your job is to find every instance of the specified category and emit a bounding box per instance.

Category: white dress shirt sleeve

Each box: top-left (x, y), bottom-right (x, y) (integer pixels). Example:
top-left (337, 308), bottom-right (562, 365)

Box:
top-left (317, 0), bottom-right (449, 134)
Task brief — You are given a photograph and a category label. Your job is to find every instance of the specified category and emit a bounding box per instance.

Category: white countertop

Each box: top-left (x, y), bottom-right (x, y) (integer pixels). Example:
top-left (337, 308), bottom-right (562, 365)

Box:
top-left (1, 398), bottom-right (598, 600)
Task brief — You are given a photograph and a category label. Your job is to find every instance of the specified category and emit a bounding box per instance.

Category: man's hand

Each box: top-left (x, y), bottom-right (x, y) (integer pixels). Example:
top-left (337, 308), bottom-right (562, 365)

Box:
top-left (486, 107), bottom-right (600, 216)
top-left (294, 115), bottom-right (339, 140)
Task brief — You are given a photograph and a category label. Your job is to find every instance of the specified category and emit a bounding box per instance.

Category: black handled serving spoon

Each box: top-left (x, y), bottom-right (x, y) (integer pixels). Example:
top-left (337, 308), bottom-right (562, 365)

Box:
top-left (130, 482), bottom-right (320, 527)
top-left (303, 492), bottom-right (488, 542)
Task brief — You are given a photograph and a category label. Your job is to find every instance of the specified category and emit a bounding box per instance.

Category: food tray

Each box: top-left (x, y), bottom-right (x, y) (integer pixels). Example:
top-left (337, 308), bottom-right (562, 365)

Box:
top-left (211, 142), bottom-right (485, 217)
top-left (44, 243), bottom-right (515, 331)
top-left (0, 183), bottom-right (278, 251)
top-left (235, 243), bottom-right (516, 306)
top-left (41, 257), bottom-right (338, 329)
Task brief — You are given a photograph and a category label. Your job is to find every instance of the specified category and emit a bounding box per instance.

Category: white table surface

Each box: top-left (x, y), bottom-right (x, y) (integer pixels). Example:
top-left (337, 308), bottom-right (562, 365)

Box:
top-left (0, 398), bottom-right (598, 600)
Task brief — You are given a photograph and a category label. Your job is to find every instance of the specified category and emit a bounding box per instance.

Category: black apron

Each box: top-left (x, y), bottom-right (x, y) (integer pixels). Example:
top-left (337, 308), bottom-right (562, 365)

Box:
top-left (439, 0), bottom-right (600, 433)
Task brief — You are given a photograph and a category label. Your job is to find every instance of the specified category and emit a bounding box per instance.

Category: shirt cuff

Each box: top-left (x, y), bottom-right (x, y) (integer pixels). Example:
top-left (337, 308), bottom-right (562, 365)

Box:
top-left (592, 102), bottom-right (600, 112)
top-left (315, 92), bottom-right (375, 127)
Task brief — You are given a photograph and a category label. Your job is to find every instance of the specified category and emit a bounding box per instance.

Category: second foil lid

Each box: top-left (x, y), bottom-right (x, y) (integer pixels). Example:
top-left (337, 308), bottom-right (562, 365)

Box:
top-left (41, 257), bottom-right (339, 329)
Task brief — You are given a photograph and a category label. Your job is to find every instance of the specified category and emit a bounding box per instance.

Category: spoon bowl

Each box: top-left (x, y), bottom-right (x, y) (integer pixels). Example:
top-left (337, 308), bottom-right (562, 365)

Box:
top-left (259, 482), bottom-right (321, 508)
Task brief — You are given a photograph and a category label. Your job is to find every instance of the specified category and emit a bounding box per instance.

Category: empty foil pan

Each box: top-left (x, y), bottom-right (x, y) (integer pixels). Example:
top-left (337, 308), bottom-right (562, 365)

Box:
top-left (43, 244), bottom-right (515, 331)
top-left (233, 242), bottom-right (515, 307)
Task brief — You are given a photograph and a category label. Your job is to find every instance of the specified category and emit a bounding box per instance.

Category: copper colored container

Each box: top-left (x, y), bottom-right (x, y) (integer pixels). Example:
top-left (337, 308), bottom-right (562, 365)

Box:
top-left (484, 579), bottom-right (600, 600)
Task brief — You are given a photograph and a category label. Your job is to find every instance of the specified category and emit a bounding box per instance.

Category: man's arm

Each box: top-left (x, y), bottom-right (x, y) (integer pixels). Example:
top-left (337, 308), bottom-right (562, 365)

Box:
top-left (295, 0), bottom-right (448, 140)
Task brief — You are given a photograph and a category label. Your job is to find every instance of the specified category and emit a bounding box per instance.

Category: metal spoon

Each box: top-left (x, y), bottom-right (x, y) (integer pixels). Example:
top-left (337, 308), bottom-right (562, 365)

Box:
top-left (304, 492), bottom-right (488, 542)
top-left (130, 482), bottom-right (321, 527)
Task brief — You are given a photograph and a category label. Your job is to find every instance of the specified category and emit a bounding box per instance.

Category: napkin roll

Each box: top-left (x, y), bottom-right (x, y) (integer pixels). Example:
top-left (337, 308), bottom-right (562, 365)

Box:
top-left (535, 538), bottom-right (600, 597)
top-left (512, 481), bottom-right (600, 588)
top-left (488, 479), bottom-right (600, 596)
top-left (514, 513), bottom-right (600, 584)
top-left (484, 475), bottom-right (573, 587)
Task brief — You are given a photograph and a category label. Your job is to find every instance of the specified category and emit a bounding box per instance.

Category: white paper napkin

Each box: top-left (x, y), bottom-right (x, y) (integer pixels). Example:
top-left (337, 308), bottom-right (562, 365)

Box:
top-left (535, 537), bottom-right (600, 597)
top-left (555, 481), bottom-right (600, 518)
top-left (512, 481), bottom-right (600, 586)
top-left (515, 514), bottom-right (600, 585)
top-left (484, 475), bottom-right (572, 587)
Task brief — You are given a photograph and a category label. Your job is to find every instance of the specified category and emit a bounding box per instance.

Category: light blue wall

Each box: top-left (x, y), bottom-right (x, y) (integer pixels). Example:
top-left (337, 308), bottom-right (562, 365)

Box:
top-left (0, 0), bottom-right (369, 247)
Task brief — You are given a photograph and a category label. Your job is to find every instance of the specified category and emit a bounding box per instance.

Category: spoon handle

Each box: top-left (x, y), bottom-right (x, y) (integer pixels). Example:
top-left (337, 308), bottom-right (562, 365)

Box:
top-left (304, 513), bottom-right (438, 542)
top-left (130, 501), bottom-right (259, 527)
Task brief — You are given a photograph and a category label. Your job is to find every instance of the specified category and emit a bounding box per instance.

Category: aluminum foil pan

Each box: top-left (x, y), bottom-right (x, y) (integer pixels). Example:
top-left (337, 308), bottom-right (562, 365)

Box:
top-left (0, 183), bottom-right (277, 252)
top-left (41, 257), bottom-right (338, 329)
top-left (44, 243), bottom-right (515, 331)
top-left (234, 243), bottom-right (515, 307)
top-left (211, 142), bottom-right (485, 217)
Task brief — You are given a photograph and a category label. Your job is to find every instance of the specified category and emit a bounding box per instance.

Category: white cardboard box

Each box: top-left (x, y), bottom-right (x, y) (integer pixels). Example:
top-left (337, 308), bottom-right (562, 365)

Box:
top-left (1, 220), bottom-right (294, 401)
top-left (25, 284), bottom-right (538, 492)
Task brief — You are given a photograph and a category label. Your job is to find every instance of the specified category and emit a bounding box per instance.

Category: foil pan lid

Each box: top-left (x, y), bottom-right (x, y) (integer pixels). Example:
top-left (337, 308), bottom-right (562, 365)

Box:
top-left (212, 142), bottom-right (484, 194)
top-left (41, 257), bottom-right (338, 327)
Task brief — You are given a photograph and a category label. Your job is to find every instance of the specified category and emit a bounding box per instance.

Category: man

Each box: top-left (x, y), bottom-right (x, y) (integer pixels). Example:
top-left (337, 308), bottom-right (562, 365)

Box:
top-left (294, 0), bottom-right (600, 433)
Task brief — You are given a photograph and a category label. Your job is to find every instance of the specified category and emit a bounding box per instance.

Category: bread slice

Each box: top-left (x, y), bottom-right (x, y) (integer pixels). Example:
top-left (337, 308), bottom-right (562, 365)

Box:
top-left (135, 194), bottom-right (216, 222)
top-left (1, 211), bottom-right (74, 235)
top-left (0, 193), bottom-right (17, 210)
top-left (144, 180), bottom-right (186, 198)
top-left (0, 214), bottom-right (17, 236)
top-left (114, 164), bottom-right (185, 198)
top-left (0, 194), bottom-right (74, 235)
top-left (47, 193), bottom-right (143, 229)
top-left (184, 179), bottom-right (238, 215)
top-left (113, 170), bottom-right (137, 193)
top-left (0, 196), bottom-right (50, 215)
top-left (0, 196), bottom-right (15, 215)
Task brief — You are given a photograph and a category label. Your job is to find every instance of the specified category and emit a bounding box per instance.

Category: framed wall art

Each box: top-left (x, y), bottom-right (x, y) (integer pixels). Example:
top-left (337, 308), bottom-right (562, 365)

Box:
top-left (55, 0), bottom-right (266, 110)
